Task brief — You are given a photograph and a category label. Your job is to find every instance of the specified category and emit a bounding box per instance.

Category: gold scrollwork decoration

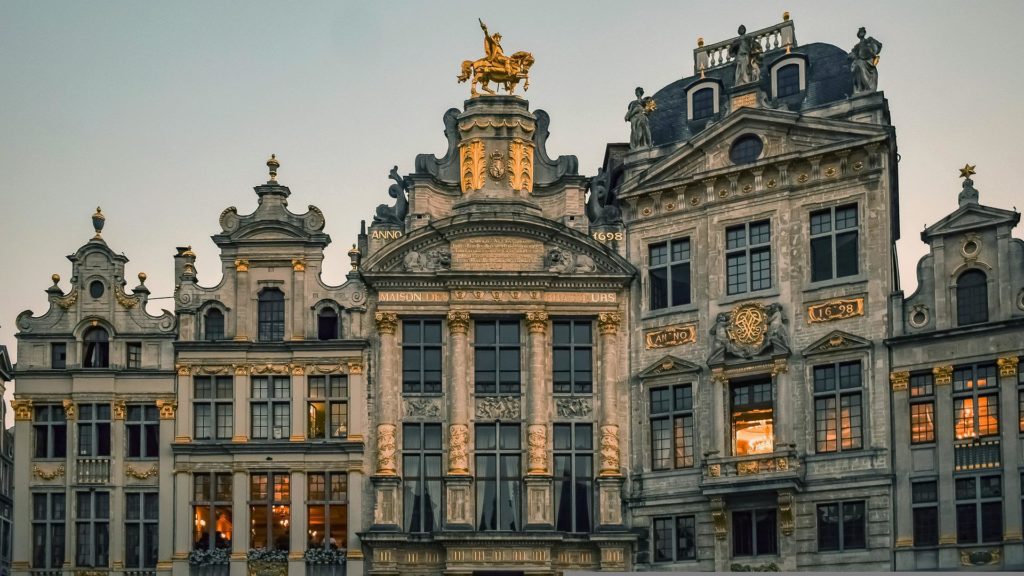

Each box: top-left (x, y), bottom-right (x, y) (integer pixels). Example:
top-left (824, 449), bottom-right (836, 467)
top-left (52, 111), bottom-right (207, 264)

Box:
top-left (508, 138), bottom-right (534, 192)
top-left (12, 399), bottom-right (33, 421)
top-left (998, 356), bottom-right (1019, 377)
top-left (447, 310), bottom-right (471, 334)
top-left (113, 284), bottom-right (141, 309)
top-left (33, 464), bottom-right (65, 481)
top-left (525, 311), bottom-right (549, 333)
top-left (63, 399), bottom-right (77, 420)
top-left (55, 288), bottom-right (79, 309)
top-left (727, 302), bottom-right (769, 348)
top-left (375, 312), bottom-right (398, 335)
top-left (460, 139), bottom-right (486, 192)
top-left (112, 400), bottom-right (127, 420)
top-left (291, 258), bottom-right (306, 272)
top-left (156, 399), bottom-right (177, 420)
top-left (347, 362), bottom-right (363, 375)
top-left (890, 371), bottom-right (910, 391)
top-left (125, 464), bottom-right (159, 480)
top-left (234, 259), bottom-right (249, 272)
top-left (933, 364), bottom-right (954, 386)
top-left (597, 312), bottom-right (622, 335)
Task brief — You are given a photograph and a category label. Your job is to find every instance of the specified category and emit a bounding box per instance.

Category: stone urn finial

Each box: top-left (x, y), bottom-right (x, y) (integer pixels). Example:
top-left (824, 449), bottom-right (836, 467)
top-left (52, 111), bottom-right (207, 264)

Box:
top-left (267, 153), bottom-right (280, 182)
top-left (92, 206), bottom-right (105, 239)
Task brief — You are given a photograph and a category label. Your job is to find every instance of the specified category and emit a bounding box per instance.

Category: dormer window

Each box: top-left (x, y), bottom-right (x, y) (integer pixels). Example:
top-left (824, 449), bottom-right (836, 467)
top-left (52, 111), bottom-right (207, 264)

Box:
top-left (686, 81), bottom-right (721, 121)
top-left (317, 306), bottom-right (339, 341)
top-left (956, 270), bottom-right (988, 326)
top-left (770, 56), bottom-right (807, 99)
top-left (204, 308), bottom-right (225, 341)
top-left (258, 289), bottom-right (285, 342)
top-left (83, 327), bottom-right (109, 368)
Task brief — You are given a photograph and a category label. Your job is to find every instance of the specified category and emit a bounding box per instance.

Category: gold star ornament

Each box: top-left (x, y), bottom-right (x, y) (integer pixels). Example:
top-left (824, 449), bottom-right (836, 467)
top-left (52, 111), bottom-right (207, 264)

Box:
top-left (959, 164), bottom-right (976, 179)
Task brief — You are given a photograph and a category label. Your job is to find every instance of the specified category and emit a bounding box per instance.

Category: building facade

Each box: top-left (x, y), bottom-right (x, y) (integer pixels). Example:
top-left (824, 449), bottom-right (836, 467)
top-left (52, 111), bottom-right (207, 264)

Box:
top-left (11, 213), bottom-right (178, 575)
top-left (0, 345), bottom-right (13, 576)
top-left (888, 171), bottom-right (1024, 570)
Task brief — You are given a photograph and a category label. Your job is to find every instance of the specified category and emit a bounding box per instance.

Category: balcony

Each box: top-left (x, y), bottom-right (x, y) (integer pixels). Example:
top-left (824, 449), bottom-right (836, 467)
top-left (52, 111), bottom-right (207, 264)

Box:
top-left (954, 438), bottom-right (1001, 471)
top-left (700, 448), bottom-right (803, 495)
top-left (76, 457), bottom-right (111, 484)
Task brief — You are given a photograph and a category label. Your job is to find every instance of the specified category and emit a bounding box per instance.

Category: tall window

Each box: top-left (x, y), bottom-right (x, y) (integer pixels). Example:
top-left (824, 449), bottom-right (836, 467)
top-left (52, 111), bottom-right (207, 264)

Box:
top-left (653, 516), bottom-right (696, 562)
top-left (192, 473), bottom-right (232, 550)
top-left (731, 378), bottom-right (773, 455)
top-left (650, 384), bottom-right (694, 470)
top-left (691, 87), bottom-right (714, 120)
top-left (83, 327), bottom-right (109, 368)
top-left (249, 473), bottom-right (290, 551)
top-left (126, 342), bottom-right (142, 369)
top-left (307, 375), bottom-right (348, 439)
top-left (32, 492), bottom-right (65, 569)
top-left (125, 492), bottom-right (158, 569)
top-left (474, 320), bottom-right (521, 395)
top-left (956, 475), bottom-right (1002, 544)
top-left (258, 289), bottom-right (285, 342)
top-left (476, 423), bottom-right (521, 531)
top-left (194, 376), bottom-right (233, 441)
top-left (817, 501), bottom-right (866, 551)
top-left (1018, 363), bottom-right (1024, 433)
top-left (78, 403), bottom-right (111, 457)
top-left (33, 405), bottom-right (67, 459)
top-left (649, 238), bottom-right (692, 310)
top-left (317, 306), bottom-right (339, 340)
top-left (911, 480), bottom-right (938, 547)
top-left (554, 423), bottom-right (593, 533)
top-left (813, 362), bottom-right (863, 453)
top-left (51, 342), bottom-right (66, 369)
top-left (810, 205), bottom-right (859, 282)
top-left (953, 364), bottom-right (998, 440)
top-left (251, 376), bottom-right (290, 440)
top-left (308, 472), bottom-right (347, 549)
top-left (775, 63), bottom-right (801, 97)
top-left (126, 404), bottom-right (159, 459)
top-left (204, 308), bottom-right (225, 341)
top-left (402, 423), bottom-right (442, 533)
top-left (75, 490), bottom-right (109, 567)
top-left (956, 270), bottom-right (988, 325)
top-left (402, 320), bottom-right (442, 394)
top-left (726, 221), bottom-right (771, 295)
top-left (553, 320), bottom-right (593, 394)
top-left (733, 509), bottom-right (777, 556)
top-left (910, 373), bottom-right (935, 444)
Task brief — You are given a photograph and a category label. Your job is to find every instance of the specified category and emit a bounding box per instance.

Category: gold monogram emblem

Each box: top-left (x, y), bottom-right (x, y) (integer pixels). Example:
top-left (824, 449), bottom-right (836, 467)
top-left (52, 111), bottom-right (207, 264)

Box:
top-left (488, 150), bottom-right (506, 180)
top-left (726, 302), bottom-right (769, 348)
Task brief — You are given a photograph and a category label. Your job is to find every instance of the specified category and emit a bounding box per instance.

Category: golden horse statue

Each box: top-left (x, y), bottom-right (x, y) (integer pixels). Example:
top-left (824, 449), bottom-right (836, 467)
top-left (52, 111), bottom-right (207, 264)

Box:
top-left (458, 20), bottom-right (534, 97)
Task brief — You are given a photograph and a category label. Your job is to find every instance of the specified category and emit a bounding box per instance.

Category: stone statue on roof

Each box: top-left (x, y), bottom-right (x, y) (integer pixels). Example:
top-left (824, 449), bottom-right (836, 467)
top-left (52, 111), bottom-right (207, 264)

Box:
top-left (849, 27), bottom-right (882, 94)
top-left (625, 87), bottom-right (655, 150)
top-left (730, 25), bottom-right (763, 86)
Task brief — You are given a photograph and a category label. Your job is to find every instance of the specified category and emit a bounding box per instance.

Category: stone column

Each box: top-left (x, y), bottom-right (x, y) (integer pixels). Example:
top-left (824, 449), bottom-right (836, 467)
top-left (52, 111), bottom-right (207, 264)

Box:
top-left (524, 311), bottom-right (553, 528)
top-left (596, 312), bottom-right (624, 528)
top-left (889, 372), bottom-right (915, 553)
top-left (233, 366), bottom-right (250, 442)
top-left (932, 364), bottom-right (957, 569)
top-left (175, 368), bottom-right (193, 442)
top-left (771, 359), bottom-right (790, 447)
top-left (234, 259), bottom-right (250, 340)
top-left (290, 368), bottom-right (306, 442)
top-left (291, 259), bottom-right (306, 340)
top-left (347, 361), bottom-right (367, 441)
top-left (445, 310), bottom-right (474, 529)
top-left (231, 469), bottom-right (250, 576)
top-left (998, 356), bottom-right (1023, 565)
top-left (711, 369), bottom-right (728, 456)
top-left (289, 471), bottom-right (307, 573)
top-left (371, 312), bottom-right (401, 528)
top-left (158, 400), bottom-right (176, 574)
top-left (346, 469), bottom-right (366, 574)
top-left (10, 400), bottom-right (33, 576)
top-left (173, 471), bottom-right (192, 568)
top-left (111, 401), bottom-right (126, 570)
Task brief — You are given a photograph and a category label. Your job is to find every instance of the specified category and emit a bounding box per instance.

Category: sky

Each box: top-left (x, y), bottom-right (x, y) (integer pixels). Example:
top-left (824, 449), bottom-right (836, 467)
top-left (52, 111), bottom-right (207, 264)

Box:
top-left (2, 0), bottom-right (1022, 402)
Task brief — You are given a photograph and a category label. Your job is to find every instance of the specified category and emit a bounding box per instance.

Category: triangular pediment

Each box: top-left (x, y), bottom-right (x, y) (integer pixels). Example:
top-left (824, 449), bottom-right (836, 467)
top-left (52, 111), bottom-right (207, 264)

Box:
top-left (802, 330), bottom-right (872, 357)
top-left (638, 355), bottom-right (703, 379)
top-left (923, 203), bottom-right (1020, 240)
top-left (620, 108), bottom-right (889, 195)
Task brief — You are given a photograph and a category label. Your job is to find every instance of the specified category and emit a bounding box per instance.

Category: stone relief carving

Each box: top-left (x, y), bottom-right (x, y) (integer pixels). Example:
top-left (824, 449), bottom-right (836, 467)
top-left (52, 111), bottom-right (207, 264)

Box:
top-left (527, 424), bottom-right (547, 474)
top-left (376, 423), bottom-right (398, 475)
top-left (708, 302), bottom-right (790, 363)
top-left (546, 248), bottom-right (597, 274)
top-left (555, 397), bottom-right (592, 418)
top-left (598, 424), bottom-right (620, 476)
top-left (585, 167), bottom-right (622, 226)
top-left (403, 248), bottom-right (452, 272)
top-left (405, 398), bottom-right (441, 419)
top-left (475, 396), bottom-right (520, 420)
top-left (372, 166), bottom-right (409, 226)
top-left (449, 424), bottom-right (469, 474)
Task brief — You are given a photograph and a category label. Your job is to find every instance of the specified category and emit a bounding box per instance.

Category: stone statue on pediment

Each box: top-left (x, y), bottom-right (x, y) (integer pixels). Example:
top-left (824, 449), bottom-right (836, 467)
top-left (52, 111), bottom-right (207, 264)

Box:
top-left (625, 87), bottom-right (655, 150)
top-left (373, 166), bottom-right (409, 226)
top-left (849, 27), bottom-right (882, 94)
top-left (586, 168), bottom-right (622, 226)
top-left (730, 25), bottom-right (763, 86)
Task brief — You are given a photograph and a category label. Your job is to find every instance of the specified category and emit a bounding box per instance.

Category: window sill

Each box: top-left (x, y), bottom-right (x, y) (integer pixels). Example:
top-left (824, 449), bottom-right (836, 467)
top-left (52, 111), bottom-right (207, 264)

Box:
top-left (802, 275), bottom-right (868, 293)
top-left (401, 392), bottom-right (444, 398)
top-left (719, 288), bottom-right (779, 306)
top-left (641, 304), bottom-right (699, 321)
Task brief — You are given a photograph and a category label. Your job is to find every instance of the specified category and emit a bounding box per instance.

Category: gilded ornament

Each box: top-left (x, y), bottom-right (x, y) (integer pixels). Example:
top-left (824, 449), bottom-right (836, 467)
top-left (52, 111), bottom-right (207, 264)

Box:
top-left (597, 312), bottom-right (621, 335)
top-left (374, 312), bottom-right (399, 335)
top-left (347, 362), bottom-right (364, 375)
top-left (890, 371), bottom-right (910, 391)
top-left (742, 184), bottom-right (753, 193)
top-left (113, 284), bottom-right (141, 309)
top-left (825, 166), bottom-right (838, 177)
top-left (807, 297), bottom-right (865, 323)
top-left (527, 424), bottom-right (547, 474)
top-left (290, 364), bottom-right (305, 376)
top-left (234, 259), bottom-right (249, 272)
top-left (376, 423), bottom-right (398, 476)
top-left (689, 196), bottom-right (700, 206)
top-left (998, 356), bottom-right (1019, 377)
top-left (641, 207), bottom-right (653, 216)
top-left (525, 311), bottom-right (549, 333)
top-left (727, 302), bottom-right (769, 348)
top-left (63, 399), bottom-right (77, 420)
top-left (797, 173), bottom-right (809, 183)
top-left (718, 188), bottom-right (729, 198)
top-left (853, 161), bottom-right (864, 171)
top-left (176, 364), bottom-right (192, 376)
top-left (156, 399), bottom-right (177, 420)
top-left (125, 464), bottom-right (159, 480)
top-left (766, 178), bottom-right (777, 188)
top-left (933, 364), bottom-right (953, 386)
top-left (459, 139), bottom-right (486, 192)
top-left (448, 423), bottom-right (470, 475)
top-left (233, 364), bottom-right (251, 376)
top-left (598, 425), bottom-right (621, 476)
top-left (665, 202), bottom-right (676, 211)
top-left (710, 496), bottom-right (727, 540)
top-left (291, 258), bottom-right (306, 272)
top-left (458, 118), bottom-right (536, 132)
top-left (447, 310), bottom-right (471, 334)
top-left (457, 19), bottom-right (535, 97)
top-left (708, 464), bottom-right (721, 477)
top-left (55, 287), bottom-right (79, 310)
top-left (778, 492), bottom-right (795, 535)
top-left (959, 163), bottom-right (977, 179)
top-left (112, 400), bottom-right (127, 420)
top-left (11, 399), bottom-right (33, 421)
top-left (507, 139), bottom-right (534, 192)
top-left (644, 323), bottom-right (697, 349)
top-left (32, 464), bottom-right (65, 481)
top-left (488, 150), bottom-right (507, 180)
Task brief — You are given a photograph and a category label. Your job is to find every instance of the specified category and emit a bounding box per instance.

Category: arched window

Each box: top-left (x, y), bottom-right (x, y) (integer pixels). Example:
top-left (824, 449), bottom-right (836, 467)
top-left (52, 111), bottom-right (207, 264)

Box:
top-left (258, 289), bottom-right (285, 342)
top-left (83, 327), bottom-right (110, 368)
top-left (691, 88), bottom-right (714, 121)
top-left (205, 308), bottom-right (225, 341)
top-left (775, 63), bottom-right (801, 98)
top-left (317, 307), bottom-right (339, 341)
top-left (956, 270), bottom-right (988, 326)
top-left (730, 134), bottom-right (764, 165)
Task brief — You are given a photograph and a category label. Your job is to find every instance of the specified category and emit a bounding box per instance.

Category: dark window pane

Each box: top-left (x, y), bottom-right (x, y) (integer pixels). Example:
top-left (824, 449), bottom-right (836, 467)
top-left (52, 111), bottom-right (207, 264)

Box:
top-left (810, 236), bottom-right (833, 282)
top-left (670, 263), bottom-right (691, 306)
top-left (733, 511), bottom-right (753, 556)
top-left (730, 135), bottom-right (763, 165)
top-left (956, 270), bottom-right (988, 325)
top-left (957, 503), bottom-right (978, 543)
top-left (776, 63), bottom-right (801, 97)
top-left (691, 88), bottom-right (714, 120)
top-left (842, 502), bottom-right (866, 549)
top-left (913, 507), bottom-right (939, 547)
top-left (981, 501), bottom-right (1003, 543)
top-left (650, 267), bottom-right (668, 309)
top-left (836, 231), bottom-right (859, 277)
top-left (817, 504), bottom-right (840, 551)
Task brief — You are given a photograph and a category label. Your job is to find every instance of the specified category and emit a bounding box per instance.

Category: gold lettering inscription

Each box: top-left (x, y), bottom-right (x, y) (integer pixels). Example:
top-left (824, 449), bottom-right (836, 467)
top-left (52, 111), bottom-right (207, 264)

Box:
top-left (807, 297), bottom-right (865, 323)
top-left (451, 236), bottom-right (544, 271)
top-left (731, 92), bottom-right (757, 109)
top-left (592, 231), bottom-right (624, 242)
top-left (545, 292), bottom-right (616, 304)
top-left (370, 229), bottom-right (403, 240)
top-left (644, 323), bottom-right (698, 349)
top-left (378, 291), bottom-right (449, 303)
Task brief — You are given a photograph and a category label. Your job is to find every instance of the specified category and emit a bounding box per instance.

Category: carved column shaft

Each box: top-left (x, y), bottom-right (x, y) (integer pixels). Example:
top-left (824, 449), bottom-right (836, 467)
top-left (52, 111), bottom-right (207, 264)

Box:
top-left (526, 311), bottom-right (549, 475)
top-left (233, 261), bottom-right (249, 340)
top-left (447, 311), bottom-right (471, 475)
top-left (597, 312), bottom-right (621, 477)
top-left (291, 260), bottom-right (305, 340)
top-left (375, 312), bottom-right (399, 476)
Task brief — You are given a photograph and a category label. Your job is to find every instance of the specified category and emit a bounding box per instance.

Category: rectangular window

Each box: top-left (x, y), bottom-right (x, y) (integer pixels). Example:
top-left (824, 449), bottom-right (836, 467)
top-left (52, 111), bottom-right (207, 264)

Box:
top-left (910, 373), bottom-right (935, 444)
top-left (126, 342), bottom-right (142, 369)
top-left (726, 220), bottom-right (772, 295)
top-left (653, 515), bottom-right (696, 562)
top-left (31, 492), bottom-right (65, 569)
top-left (307, 375), bottom-right (348, 439)
top-left (554, 423), bottom-right (593, 533)
top-left (307, 472), bottom-right (348, 548)
top-left (649, 238), bottom-right (692, 309)
top-left (192, 473), bottom-right (232, 550)
top-left (732, 509), bottom-right (777, 556)
top-left (813, 361), bottom-right (863, 453)
top-left (126, 404), bottom-right (160, 459)
top-left (249, 473), bottom-right (290, 551)
top-left (912, 480), bottom-right (938, 547)
top-left (817, 501), bottom-right (866, 551)
top-left (1017, 362), bottom-right (1024, 433)
top-left (75, 490), bottom-right (109, 567)
top-left (810, 204), bottom-right (859, 282)
top-left (552, 320), bottom-right (593, 394)
top-left (33, 405), bottom-right (67, 459)
top-left (193, 376), bottom-right (233, 441)
top-left (251, 376), bottom-right (291, 440)
top-left (731, 378), bottom-right (773, 455)
top-left (402, 319), bottom-right (443, 394)
top-left (402, 423), bottom-right (442, 533)
top-left (475, 423), bottom-right (521, 531)
top-left (77, 403), bottom-right (111, 457)
top-left (474, 320), bottom-right (521, 395)
top-left (953, 364), bottom-right (999, 440)
top-left (650, 384), bottom-right (694, 470)
top-left (125, 492), bottom-right (158, 568)
top-left (956, 475), bottom-right (1002, 544)
top-left (51, 343), bottom-right (66, 369)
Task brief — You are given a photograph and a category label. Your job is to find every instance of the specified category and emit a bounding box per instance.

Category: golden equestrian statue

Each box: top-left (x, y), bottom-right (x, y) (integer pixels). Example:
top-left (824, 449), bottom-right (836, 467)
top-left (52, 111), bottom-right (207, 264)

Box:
top-left (458, 19), bottom-right (535, 97)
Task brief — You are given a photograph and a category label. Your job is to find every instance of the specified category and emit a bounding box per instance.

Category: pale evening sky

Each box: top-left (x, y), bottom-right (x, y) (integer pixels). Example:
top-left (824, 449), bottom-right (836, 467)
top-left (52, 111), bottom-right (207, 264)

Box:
top-left (2, 1), bottom-right (1022, 406)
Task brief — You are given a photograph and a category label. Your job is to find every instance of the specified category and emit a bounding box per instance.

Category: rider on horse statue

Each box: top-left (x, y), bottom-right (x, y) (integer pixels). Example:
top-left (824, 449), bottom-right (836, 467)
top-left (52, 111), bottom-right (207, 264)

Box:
top-left (479, 19), bottom-right (513, 77)
top-left (458, 19), bottom-right (535, 97)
